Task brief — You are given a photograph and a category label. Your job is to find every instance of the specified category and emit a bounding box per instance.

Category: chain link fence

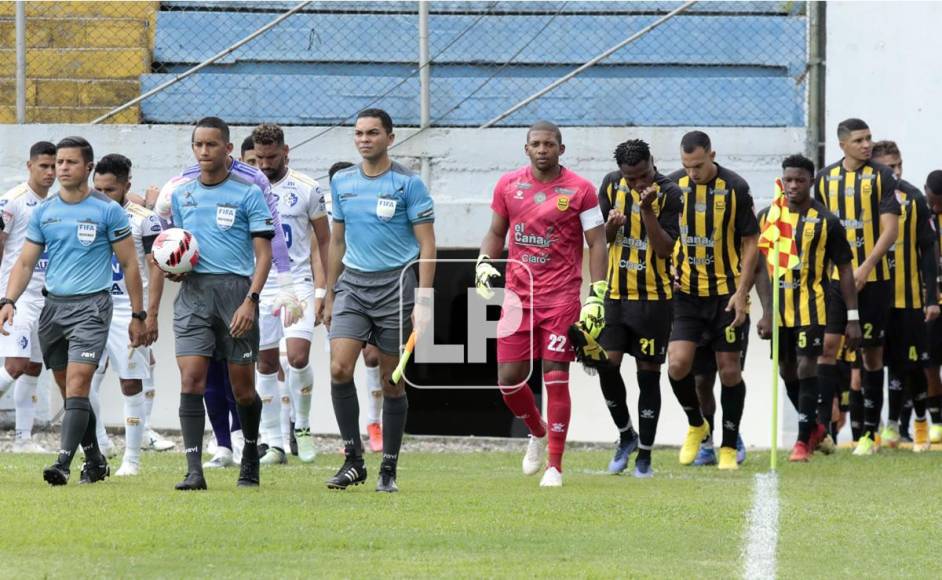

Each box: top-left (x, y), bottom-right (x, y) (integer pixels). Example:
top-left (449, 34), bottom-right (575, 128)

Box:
top-left (1, 0), bottom-right (809, 127)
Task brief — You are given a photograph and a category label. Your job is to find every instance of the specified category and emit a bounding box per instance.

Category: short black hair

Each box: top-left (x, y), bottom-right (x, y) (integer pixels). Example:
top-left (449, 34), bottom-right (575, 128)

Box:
top-left (29, 141), bottom-right (56, 159)
top-left (680, 130), bottom-right (711, 154)
top-left (781, 153), bottom-right (815, 176)
top-left (871, 140), bottom-right (900, 159)
top-left (526, 120), bottom-right (563, 145)
top-left (56, 136), bottom-right (94, 163)
top-left (252, 123), bottom-right (285, 147)
top-left (193, 116), bottom-right (230, 143)
top-left (328, 161), bottom-right (355, 183)
top-left (241, 135), bottom-right (254, 156)
top-left (837, 118), bottom-right (869, 140)
top-left (613, 139), bottom-right (651, 167)
top-left (356, 108), bottom-right (393, 134)
top-left (94, 153), bottom-right (132, 183)
top-left (926, 170), bottom-right (942, 197)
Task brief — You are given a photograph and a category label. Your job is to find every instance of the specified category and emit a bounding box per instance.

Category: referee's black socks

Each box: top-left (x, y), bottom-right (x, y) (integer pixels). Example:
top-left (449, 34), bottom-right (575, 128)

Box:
top-left (382, 394), bottom-right (408, 472)
top-left (331, 380), bottom-right (363, 460)
top-left (236, 392), bottom-right (263, 461)
top-left (179, 393), bottom-right (205, 475)
top-left (57, 397), bottom-right (93, 469)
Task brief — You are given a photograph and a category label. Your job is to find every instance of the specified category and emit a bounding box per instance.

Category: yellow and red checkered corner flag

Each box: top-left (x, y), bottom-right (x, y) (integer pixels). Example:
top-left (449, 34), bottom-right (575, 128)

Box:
top-left (758, 178), bottom-right (800, 271)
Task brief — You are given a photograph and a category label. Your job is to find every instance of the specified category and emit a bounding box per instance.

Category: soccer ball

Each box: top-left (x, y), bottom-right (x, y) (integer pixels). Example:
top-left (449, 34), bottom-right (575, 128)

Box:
top-left (153, 228), bottom-right (199, 274)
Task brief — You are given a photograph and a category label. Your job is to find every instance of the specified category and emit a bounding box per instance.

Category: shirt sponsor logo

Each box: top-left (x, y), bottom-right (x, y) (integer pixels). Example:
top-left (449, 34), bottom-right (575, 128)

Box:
top-left (556, 196), bottom-right (570, 212)
top-left (77, 221), bottom-right (97, 246)
top-left (516, 182), bottom-right (532, 190)
top-left (619, 259), bottom-right (646, 271)
top-left (534, 192), bottom-right (547, 204)
top-left (216, 205), bottom-right (236, 230)
top-left (513, 223), bottom-right (554, 248)
top-left (713, 188), bottom-right (728, 196)
top-left (621, 237), bottom-right (648, 250)
top-left (840, 219), bottom-right (866, 229)
top-left (694, 203), bottom-right (707, 213)
top-left (844, 187), bottom-right (856, 197)
top-left (554, 187), bottom-right (575, 196)
top-left (683, 235), bottom-right (715, 248)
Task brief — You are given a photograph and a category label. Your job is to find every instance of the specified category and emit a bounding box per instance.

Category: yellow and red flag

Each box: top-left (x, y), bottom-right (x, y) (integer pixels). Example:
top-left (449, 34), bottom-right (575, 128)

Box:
top-left (758, 178), bottom-right (800, 271)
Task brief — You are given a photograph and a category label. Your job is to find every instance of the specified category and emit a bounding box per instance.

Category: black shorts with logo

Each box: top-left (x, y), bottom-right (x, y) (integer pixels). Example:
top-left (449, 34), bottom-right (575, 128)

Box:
top-left (671, 292), bottom-right (748, 352)
top-left (770, 325), bottom-right (825, 364)
top-left (692, 319), bottom-right (750, 377)
top-left (885, 308), bottom-right (930, 369)
top-left (599, 299), bottom-right (672, 364)
top-left (826, 280), bottom-right (891, 347)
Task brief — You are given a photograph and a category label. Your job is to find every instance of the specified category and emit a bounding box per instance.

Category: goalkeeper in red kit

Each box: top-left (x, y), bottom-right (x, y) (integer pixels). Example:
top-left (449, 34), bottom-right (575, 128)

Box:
top-left (475, 121), bottom-right (608, 488)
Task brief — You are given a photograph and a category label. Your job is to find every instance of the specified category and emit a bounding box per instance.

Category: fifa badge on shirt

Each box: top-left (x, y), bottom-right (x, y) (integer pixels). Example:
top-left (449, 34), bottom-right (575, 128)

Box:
top-left (216, 205), bottom-right (236, 230)
top-left (376, 198), bottom-right (397, 221)
top-left (556, 196), bottom-right (569, 212)
top-left (77, 221), bottom-right (97, 246)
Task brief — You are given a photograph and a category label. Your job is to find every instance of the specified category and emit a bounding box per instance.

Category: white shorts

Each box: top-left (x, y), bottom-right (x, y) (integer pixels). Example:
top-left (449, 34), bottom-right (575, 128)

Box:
top-left (98, 300), bottom-right (150, 380)
top-left (0, 294), bottom-right (43, 363)
top-left (259, 282), bottom-right (318, 350)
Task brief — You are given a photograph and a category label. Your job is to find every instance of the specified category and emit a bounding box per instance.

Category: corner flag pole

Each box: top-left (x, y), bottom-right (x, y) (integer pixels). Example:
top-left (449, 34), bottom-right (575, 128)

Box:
top-left (770, 247), bottom-right (781, 471)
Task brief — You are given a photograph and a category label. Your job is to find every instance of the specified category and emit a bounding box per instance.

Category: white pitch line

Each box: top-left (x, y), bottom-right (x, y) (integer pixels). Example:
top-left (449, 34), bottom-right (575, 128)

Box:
top-left (742, 472), bottom-right (780, 579)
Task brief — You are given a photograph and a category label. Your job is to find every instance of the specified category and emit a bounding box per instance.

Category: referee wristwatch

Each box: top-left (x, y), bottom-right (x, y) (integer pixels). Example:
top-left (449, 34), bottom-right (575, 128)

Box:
top-left (247, 292), bottom-right (260, 304)
top-left (131, 311), bottom-right (147, 321)
top-left (0, 297), bottom-right (15, 311)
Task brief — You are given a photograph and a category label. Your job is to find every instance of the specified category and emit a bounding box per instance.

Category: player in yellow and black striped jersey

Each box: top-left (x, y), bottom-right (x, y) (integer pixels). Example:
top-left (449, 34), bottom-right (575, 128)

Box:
top-left (921, 170), bottom-right (942, 443)
top-left (664, 131), bottom-right (760, 471)
top-left (594, 139), bottom-right (682, 477)
top-left (813, 118), bottom-right (901, 453)
top-left (871, 141), bottom-right (939, 451)
top-left (755, 154), bottom-right (860, 462)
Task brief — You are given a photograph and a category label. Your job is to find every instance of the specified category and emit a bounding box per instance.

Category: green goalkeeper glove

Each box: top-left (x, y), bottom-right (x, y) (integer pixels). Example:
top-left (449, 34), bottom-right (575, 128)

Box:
top-left (579, 280), bottom-right (608, 339)
top-left (475, 255), bottom-right (501, 299)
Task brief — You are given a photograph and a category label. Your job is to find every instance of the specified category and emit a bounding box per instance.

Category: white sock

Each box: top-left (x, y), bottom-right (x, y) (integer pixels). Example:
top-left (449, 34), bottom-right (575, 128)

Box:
top-left (0, 366), bottom-right (15, 399)
top-left (123, 391), bottom-right (145, 465)
top-left (257, 371), bottom-right (283, 449)
top-left (142, 372), bottom-right (155, 433)
top-left (289, 363), bottom-right (313, 430)
top-left (14, 374), bottom-right (39, 440)
top-left (89, 368), bottom-right (109, 447)
top-left (365, 365), bottom-right (383, 425)
top-left (279, 379), bottom-right (292, 444)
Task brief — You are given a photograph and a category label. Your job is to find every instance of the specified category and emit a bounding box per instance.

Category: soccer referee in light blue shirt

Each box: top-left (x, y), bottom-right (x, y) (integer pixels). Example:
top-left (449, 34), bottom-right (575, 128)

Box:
top-left (167, 117), bottom-right (275, 491)
top-left (0, 137), bottom-right (147, 487)
top-left (323, 108), bottom-right (436, 493)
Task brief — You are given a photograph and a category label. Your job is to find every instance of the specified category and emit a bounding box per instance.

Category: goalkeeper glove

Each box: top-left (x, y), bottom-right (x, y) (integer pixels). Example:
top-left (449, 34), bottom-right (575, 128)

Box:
top-left (579, 280), bottom-right (608, 340)
top-left (475, 255), bottom-right (501, 299)
top-left (272, 272), bottom-right (304, 327)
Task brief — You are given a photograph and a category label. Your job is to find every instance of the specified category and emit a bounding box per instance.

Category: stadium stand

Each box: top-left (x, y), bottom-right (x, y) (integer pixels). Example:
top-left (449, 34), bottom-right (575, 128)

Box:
top-left (0, 0), bottom-right (157, 123)
top-left (141, 1), bottom-right (807, 126)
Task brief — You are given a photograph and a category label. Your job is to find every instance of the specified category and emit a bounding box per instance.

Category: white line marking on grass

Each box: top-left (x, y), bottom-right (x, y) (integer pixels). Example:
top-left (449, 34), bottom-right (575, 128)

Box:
top-left (742, 472), bottom-right (779, 579)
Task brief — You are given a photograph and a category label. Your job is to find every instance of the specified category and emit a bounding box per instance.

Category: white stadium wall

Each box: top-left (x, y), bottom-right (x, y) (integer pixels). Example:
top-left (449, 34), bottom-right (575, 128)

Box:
top-left (825, 1), bottom-right (942, 186)
top-left (0, 124), bottom-right (806, 447)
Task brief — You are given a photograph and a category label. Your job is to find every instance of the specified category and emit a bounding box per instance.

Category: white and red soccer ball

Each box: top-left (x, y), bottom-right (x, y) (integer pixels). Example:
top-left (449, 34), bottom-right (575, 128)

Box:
top-left (153, 228), bottom-right (200, 274)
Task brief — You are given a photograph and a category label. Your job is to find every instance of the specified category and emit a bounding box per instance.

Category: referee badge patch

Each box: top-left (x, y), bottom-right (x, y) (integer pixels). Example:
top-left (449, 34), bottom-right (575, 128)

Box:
top-left (376, 198), bottom-right (397, 221)
top-left (77, 221), bottom-right (97, 246)
top-left (216, 205), bottom-right (236, 230)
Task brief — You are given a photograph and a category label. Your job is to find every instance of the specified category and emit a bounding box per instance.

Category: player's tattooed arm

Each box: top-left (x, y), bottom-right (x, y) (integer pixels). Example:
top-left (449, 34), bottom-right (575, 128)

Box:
top-left (856, 213), bottom-right (899, 290)
top-left (726, 234), bottom-right (758, 328)
top-left (836, 261), bottom-right (862, 350)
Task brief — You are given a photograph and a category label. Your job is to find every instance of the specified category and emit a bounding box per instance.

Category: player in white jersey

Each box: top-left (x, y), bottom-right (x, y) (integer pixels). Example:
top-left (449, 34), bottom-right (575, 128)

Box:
top-left (249, 124), bottom-right (330, 465)
top-left (89, 154), bottom-right (166, 475)
top-left (0, 141), bottom-right (56, 453)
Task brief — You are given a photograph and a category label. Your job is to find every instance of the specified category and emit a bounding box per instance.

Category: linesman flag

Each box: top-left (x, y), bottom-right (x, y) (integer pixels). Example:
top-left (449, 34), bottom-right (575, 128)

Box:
top-left (758, 178), bottom-right (800, 271)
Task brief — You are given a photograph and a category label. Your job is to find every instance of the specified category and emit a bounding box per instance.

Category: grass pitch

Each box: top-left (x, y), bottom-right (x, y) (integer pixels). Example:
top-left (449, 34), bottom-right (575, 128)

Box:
top-left (0, 446), bottom-right (939, 578)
